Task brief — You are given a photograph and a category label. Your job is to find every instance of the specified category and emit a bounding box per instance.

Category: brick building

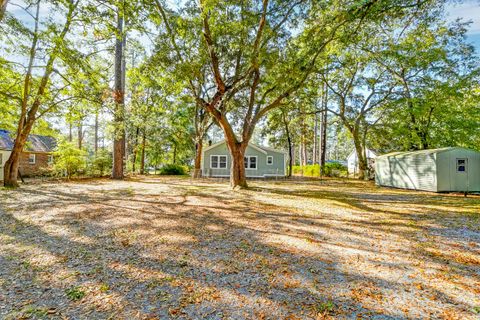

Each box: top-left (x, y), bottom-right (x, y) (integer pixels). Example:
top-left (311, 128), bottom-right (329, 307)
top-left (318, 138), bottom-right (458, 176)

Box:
top-left (0, 129), bottom-right (56, 180)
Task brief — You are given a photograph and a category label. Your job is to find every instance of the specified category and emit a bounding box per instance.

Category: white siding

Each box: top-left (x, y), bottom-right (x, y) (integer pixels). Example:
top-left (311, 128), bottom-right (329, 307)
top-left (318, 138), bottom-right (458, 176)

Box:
top-left (0, 150), bottom-right (11, 181)
top-left (347, 148), bottom-right (377, 175)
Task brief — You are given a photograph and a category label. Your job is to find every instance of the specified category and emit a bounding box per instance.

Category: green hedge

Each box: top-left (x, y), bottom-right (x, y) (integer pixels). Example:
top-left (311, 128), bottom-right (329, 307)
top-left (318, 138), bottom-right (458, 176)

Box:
top-left (159, 164), bottom-right (188, 175)
top-left (292, 163), bottom-right (347, 178)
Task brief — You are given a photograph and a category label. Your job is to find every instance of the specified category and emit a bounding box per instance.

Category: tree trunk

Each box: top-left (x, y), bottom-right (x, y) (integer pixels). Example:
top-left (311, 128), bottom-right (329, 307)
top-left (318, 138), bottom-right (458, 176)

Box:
top-left (132, 126), bottom-right (139, 173)
top-left (94, 112), bottom-right (98, 156)
top-left (3, 138), bottom-right (25, 187)
top-left (172, 143), bottom-right (177, 164)
top-left (112, 7), bottom-right (125, 179)
top-left (282, 110), bottom-right (292, 177)
top-left (300, 110), bottom-right (307, 166)
top-left (0, 0), bottom-right (8, 22)
top-left (313, 111), bottom-right (318, 165)
top-left (320, 82), bottom-right (328, 173)
top-left (353, 134), bottom-right (367, 180)
top-left (140, 130), bottom-right (146, 175)
top-left (226, 140), bottom-right (247, 189)
top-left (77, 121), bottom-right (83, 149)
top-left (193, 140), bottom-right (203, 178)
top-left (69, 122), bottom-right (73, 142)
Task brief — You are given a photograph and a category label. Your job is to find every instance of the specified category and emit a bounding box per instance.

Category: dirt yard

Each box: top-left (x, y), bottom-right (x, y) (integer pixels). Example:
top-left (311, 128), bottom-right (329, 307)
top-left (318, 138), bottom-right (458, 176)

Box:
top-left (0, 176), bottom-right (479, 319)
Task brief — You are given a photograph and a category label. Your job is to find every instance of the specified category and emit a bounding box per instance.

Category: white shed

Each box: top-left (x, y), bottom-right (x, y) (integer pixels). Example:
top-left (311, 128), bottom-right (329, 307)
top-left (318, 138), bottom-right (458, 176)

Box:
top-left (347, 148), bottom-right (377, 176)
top-left (375, 147), bottom-right (480, 192)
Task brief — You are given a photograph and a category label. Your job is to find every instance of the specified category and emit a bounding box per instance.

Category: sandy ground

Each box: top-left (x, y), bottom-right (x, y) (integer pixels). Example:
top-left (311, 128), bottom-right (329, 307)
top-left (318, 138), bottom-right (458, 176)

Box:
top-left (0, 176), bottom-right (479, 320)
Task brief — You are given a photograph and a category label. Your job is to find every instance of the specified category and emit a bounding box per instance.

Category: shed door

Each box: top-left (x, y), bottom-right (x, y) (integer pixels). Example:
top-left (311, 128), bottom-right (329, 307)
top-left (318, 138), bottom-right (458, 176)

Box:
top-left (454, 158), bottom-right (469, 191)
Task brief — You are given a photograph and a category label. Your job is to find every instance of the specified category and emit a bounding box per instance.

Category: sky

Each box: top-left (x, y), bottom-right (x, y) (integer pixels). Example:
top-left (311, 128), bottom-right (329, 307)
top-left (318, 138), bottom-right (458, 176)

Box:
top-left (446, 0), bottom-right (480, 51)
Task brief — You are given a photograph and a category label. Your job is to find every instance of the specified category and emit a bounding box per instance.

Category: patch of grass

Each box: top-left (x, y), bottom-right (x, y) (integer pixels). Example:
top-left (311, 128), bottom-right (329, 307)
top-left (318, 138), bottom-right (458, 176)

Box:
top-left (65, 286), bottom-right (86, 301)
top-left (155, 290), bottom-right (172, 302)
top-left (312, 300), bottom-right (335, 316)
top-left (99, 283), bottom-right (110, 292)
top-left (6, 305), bottom-right (51, 319)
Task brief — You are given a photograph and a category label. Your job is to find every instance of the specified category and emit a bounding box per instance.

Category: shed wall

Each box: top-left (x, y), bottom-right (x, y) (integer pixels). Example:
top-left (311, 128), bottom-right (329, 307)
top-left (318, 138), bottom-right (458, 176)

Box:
top-left (375, 152), bottom-right (437, 191)
top-left (437, 149), bottom-right (480, 192)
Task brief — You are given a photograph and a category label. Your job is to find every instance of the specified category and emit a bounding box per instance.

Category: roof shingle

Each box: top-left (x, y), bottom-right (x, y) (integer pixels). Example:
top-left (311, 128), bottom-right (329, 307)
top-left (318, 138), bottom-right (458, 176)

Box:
top-left (0, 129), bottom-right (56, 153)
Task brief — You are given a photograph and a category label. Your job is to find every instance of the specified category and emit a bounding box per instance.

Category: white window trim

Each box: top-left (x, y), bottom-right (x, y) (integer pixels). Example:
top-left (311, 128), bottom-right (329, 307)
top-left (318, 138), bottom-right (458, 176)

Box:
top-left (456, 158), bottom-right (467, 173)
top-left (266, 156), bottom-right (273, 165)
top-left (47, 155), bottom-right (53, 165)
top-left (29, 154), bottom-right (36, 164)
top-left (244, 156), bottom-right (258, 170)
top-left (210, 155), bottom-right (228, 169)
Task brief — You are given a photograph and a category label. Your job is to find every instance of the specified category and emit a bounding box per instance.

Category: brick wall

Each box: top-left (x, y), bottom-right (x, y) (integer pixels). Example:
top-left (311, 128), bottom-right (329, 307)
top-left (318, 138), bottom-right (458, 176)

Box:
top-left (19, 152), bottom-right (53, 177)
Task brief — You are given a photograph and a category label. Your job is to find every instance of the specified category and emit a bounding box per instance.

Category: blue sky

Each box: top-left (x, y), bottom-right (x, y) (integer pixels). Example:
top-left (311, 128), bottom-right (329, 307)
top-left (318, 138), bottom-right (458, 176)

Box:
top-left (446, 0), bottom-right (480, 51)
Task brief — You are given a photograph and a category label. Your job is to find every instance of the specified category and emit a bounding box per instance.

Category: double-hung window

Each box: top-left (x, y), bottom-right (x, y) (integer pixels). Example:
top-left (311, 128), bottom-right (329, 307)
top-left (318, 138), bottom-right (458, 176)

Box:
top-left (211, 155), bottom-right (227, 169)
top-left (244, 156), bottom-right (257, 169)
top-left (267, 156), bottom-right (273, 165)
top-left (28, 154), bottom-right (36, 164)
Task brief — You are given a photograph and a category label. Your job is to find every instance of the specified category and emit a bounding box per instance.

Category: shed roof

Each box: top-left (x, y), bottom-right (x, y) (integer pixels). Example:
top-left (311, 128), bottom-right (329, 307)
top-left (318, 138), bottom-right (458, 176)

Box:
top-left (377, 147), bottom-right (475, 158)
top-left (0, 129), bottom-right (56, 153)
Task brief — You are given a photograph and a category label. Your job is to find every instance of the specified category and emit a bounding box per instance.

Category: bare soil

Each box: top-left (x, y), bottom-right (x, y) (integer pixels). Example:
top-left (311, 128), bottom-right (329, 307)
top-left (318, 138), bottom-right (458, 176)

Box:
top-left (0, 176), bottom-right (479, 319)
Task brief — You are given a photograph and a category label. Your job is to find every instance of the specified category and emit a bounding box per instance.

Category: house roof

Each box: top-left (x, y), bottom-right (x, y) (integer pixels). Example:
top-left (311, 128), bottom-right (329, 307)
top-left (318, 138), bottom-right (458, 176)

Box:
top-left (203, 139), bottom-right (287, 154)
top-left (0, 129), bottom-right (56, 153)
top-left (377, 147), bottom-right (472, 158)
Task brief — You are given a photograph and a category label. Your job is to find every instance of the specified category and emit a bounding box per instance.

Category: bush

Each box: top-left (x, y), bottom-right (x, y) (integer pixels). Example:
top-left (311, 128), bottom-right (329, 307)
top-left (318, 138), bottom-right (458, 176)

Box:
top-left (90, 149), bottom-right (112, 176)
top-left (159, 164), bottom-right (187, 175)
top-left (53, 141), bottom-right (87, 178)
top-left (292, 163), bottom-right (347, 178)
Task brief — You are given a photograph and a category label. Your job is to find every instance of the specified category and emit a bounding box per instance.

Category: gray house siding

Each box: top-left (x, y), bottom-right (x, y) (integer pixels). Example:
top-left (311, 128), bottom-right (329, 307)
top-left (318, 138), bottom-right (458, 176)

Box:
top-left (376, 147), bottom-right (480, 192)
top-left (202, 141), bottom-right (286, 178)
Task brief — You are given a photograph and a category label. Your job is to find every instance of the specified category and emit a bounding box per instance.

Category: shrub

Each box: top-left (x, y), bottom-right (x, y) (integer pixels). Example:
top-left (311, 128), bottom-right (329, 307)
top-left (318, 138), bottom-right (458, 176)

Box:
top-left (53, 141), bottom-right (87, 178)
top-left (292, 163), bottom-right (347, 178)
top-left (159, 164), bottom-right (187, 175)
top-left (90, 149), bottom-right (112, 176)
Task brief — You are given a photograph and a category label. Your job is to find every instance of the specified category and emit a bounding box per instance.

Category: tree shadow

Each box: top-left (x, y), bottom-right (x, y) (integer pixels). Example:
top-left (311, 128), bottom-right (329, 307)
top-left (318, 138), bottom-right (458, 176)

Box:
top-left (0, 177), bottom-right (478, 319)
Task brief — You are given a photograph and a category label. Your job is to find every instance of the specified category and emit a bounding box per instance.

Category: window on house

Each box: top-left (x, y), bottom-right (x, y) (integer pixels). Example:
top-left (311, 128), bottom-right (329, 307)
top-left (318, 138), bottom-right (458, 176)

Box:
top-left (457, 159), bottom-right (467, 172)
top-left (211, 155), bottom-right (227, 169)
top-left (244, 156), bottom-right (257, 169)
top-left (267, 156), bottom-right (273, 165)
top-left (28, 154), bottom-right (36, 164)
top-left (48, 155), bottom-right (53, 165)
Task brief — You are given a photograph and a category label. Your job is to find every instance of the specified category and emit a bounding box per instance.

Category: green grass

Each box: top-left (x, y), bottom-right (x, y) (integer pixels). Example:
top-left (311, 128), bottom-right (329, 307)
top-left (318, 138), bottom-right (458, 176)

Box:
top-left (65, 286), bottom-right (86, 301)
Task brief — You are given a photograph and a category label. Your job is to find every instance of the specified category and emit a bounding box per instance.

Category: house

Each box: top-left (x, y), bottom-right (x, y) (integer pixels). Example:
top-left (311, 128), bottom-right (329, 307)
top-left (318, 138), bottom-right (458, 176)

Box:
top-left (202, 140), bottom-right (286, 178)
top-left (0, 129), bottom-right (56, 181)
top-left (375, 147), bottom-right (480, 192)
top-left (347, 148), bottom-right (377, 176)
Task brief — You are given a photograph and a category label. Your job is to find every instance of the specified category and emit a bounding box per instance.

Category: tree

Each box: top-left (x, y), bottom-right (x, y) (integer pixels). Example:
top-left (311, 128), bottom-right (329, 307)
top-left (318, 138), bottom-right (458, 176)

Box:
top-left (320, 50), bottom-right (394, 179)
top-left (365, 14), bottom-right (479, 150)
top-left (112, 1), bottom-right (127, 179)
top-left (3, 0), bottom-right (79, 187)
top-left (151, 0), bottom-right (428, 188)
